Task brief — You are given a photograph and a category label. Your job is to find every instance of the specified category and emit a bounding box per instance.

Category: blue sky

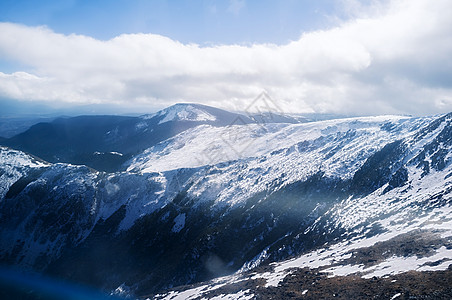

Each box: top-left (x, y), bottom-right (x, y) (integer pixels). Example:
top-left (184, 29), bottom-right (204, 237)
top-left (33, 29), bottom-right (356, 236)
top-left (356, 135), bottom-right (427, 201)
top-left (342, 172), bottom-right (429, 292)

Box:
top-left (0, 0), bottom-right (342, 44)
top-left (0, 0), bottom-right (451, 116)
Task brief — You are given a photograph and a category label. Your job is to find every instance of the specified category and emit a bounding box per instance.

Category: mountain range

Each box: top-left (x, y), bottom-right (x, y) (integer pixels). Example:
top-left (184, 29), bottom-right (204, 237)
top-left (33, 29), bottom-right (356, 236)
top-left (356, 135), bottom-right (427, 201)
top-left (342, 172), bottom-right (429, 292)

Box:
top-left (0, 103), bottom-right (451, 299)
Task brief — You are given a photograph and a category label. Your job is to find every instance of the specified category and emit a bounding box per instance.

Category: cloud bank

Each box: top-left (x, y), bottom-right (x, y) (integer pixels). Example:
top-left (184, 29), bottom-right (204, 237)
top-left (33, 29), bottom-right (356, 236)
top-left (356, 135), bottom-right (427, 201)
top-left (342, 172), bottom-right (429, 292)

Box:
top-left (0, 0), bottom-right (451, 115)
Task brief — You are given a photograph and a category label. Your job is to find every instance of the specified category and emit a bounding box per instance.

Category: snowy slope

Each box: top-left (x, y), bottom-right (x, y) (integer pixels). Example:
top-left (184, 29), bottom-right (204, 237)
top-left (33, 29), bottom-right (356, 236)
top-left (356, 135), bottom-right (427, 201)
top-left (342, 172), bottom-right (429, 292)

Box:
top-left (127, 115), bottom-right (424, 208)
top-left (154, 177), bottom-right (452, 299)
top-left (0, 110), bottom-right (451, 298)
top-left (0, 146), bottom-right (48, 199)
top-left (151, 113), bottom-right (452, 299)
top-left (127, 115), bottom-right (411, 173)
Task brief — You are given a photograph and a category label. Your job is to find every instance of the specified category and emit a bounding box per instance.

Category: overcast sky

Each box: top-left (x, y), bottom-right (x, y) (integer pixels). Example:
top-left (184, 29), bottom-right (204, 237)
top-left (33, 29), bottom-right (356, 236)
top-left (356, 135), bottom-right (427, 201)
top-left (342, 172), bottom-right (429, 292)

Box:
top-left (0, 0), bottom-right (451, 116)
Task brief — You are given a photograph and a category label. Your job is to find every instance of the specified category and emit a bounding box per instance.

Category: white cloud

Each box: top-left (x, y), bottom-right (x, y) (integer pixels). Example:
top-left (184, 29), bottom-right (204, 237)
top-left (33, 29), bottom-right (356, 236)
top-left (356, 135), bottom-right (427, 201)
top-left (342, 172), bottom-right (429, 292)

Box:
top-left (0, 0), bottom-right (451, 116)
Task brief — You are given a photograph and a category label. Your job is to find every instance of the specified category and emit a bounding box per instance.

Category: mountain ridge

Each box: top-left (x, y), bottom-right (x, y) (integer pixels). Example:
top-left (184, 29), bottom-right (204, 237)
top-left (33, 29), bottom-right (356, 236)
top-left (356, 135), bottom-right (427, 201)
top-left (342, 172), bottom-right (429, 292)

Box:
top-left (0, 107), bottom-right (450, 298)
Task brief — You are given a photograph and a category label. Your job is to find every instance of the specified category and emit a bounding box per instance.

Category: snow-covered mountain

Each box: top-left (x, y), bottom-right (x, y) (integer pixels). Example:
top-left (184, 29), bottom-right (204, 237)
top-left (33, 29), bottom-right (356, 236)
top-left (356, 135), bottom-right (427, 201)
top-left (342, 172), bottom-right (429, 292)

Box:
top-left (145, 103), bottom-right (218, 124)
top-left (0, 103), bottom-right (299, 173)
top-left (0, 106), bottom-right (451, 298)
top-left (0, 104), bottom-right (249, 172)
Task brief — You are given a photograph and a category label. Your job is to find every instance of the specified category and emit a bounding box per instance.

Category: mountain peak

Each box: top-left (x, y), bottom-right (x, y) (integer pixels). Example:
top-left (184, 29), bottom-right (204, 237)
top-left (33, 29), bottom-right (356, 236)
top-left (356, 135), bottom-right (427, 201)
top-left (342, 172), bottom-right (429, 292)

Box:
top-left (142, 103), bottom-right (217, 124)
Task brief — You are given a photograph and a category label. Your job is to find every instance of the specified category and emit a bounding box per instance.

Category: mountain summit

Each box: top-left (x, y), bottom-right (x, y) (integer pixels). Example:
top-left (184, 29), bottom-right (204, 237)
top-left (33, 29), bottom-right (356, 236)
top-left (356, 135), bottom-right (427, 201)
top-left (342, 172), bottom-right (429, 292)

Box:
top-left (144, 103), bottom-right (218, 124)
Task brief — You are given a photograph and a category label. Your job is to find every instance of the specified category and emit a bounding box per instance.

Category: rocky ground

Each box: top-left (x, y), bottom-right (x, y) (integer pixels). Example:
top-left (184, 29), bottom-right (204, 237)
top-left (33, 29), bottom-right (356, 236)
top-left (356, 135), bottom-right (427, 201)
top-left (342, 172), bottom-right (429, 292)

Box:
top-left (149, 230), bottom-right (452, 299)
top-left (149, 266), bottom-right (452, 300)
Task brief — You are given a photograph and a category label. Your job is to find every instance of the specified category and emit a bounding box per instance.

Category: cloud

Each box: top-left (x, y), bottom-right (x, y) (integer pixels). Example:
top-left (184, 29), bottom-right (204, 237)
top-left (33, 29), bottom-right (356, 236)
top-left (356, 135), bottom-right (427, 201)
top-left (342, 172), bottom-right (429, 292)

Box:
top-left (0, 0), bottom-right (451, 116)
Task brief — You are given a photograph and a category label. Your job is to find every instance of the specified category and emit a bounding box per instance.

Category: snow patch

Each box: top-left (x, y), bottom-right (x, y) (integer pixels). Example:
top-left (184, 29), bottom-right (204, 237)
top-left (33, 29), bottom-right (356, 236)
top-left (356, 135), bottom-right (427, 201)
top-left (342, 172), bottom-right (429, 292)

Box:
top-left (209, 289), bottom-right (253, 300)
top-left (391, 293), bottom-right (402, 299)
